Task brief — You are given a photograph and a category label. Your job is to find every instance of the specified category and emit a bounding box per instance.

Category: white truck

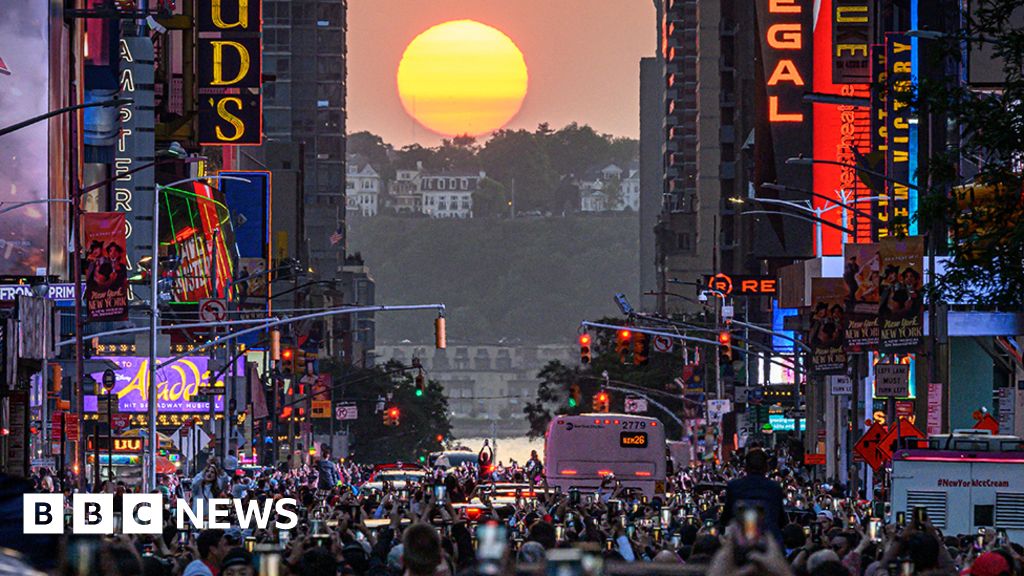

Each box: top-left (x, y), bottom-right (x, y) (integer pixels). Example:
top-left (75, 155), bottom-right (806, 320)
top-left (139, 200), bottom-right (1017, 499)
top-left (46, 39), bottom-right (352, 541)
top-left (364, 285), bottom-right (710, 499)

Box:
top-left (890, 431), bottom-right (1024, 540)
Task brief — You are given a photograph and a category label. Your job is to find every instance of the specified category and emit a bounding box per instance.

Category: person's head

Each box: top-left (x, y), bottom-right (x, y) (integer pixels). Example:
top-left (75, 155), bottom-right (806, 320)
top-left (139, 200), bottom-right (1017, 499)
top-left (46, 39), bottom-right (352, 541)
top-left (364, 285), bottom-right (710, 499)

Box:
top-left (905, 532), bottom-right (941, 572)
top-left (963, 551), bottom-right (1014, 576)
top-left (220, 547), bottom-right (254, 576)
top-left (527, 521), bottom-right (557, 550)
top-left (299, 547), bottom-right (337, 574)
top-left (811, 559), bottom-right (852, 576)
top-left (782, 523), bottom-right (807, 550)
top-left (402, 523), bottom-right (442, 576)
top-left (530, 450), bottom-right (538, 459)
top-left (744, 449), bottom-right (769, 476)
top-left (689, 535), bottom-right (721, 563)
top-left (829, 532), bottom-right (853, 557)
top-left (196, 529), bottom-right (229, 563)
top-left (807, 549), bottom-right (841, 574)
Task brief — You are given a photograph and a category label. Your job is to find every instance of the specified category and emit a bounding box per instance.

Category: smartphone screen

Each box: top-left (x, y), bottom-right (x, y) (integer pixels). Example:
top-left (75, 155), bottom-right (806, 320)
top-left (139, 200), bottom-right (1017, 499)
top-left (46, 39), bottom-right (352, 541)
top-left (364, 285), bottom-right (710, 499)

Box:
top-left (477, 523), bottom-right (508, 561)
top-left (555, 525), bottom-right (565, 542)
top-left (740, 506), bottom-right (762, 543)
top-left (896, 511), bottom-right (906, 526)
top-left (244, 537), bottom-right (256, 552)
top-left (434, 484), bottom-right (447, 505)
top-left (868, 518), bottom-right (882, 542)
top-left (975, 531), bottom-right (986, 550)
top-left (660, 508), bottom-right (672, 527)
top-left (626, 525), bottom-right (636, 539)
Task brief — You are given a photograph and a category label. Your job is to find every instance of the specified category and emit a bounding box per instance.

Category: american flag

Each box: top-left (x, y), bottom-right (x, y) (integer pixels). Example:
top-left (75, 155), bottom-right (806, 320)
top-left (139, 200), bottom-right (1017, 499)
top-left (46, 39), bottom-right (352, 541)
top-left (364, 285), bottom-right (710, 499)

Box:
top-left (329, 227), bottom-right (344, 246)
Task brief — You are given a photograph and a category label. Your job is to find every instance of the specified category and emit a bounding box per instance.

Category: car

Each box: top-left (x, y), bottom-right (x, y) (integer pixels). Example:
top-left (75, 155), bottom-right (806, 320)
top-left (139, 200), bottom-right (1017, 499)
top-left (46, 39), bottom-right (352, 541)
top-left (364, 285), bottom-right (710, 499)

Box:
top-left (433, 450), bottom-right (479, 469)
top-left (360, 464), bottom-right (427, 493)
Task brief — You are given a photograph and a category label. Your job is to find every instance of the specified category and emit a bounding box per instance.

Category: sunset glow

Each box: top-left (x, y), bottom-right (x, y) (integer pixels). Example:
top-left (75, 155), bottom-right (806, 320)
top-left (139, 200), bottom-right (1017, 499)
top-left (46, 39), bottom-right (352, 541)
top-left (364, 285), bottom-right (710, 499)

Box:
top-left (397, 20), bottom-right (528, 137)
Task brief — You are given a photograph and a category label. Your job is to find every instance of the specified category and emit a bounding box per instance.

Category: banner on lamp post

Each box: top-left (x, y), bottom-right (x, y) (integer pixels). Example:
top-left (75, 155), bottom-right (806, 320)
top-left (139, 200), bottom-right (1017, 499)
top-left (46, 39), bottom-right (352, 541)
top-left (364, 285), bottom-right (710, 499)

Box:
top-left (82, 212), bottom-right (129, 321)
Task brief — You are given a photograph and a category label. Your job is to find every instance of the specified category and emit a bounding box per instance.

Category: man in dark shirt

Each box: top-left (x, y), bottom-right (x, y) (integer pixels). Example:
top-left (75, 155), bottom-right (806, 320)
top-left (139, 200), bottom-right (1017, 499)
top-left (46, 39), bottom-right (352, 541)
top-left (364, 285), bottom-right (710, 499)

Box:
top-left (720, 448), bottom-right (786, 545)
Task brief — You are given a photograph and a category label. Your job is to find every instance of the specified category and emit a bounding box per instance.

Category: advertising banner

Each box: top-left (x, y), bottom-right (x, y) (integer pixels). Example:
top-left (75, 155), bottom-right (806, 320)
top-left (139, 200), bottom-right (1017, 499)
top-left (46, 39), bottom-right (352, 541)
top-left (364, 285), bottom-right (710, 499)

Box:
top-left (810, 278), bottom-right (848, 373)
top-left (885, 34), bottom-right (913, 237)
top-left (927, 382), bottom-right (943, 435)
top-left (0, 3), bottom-right (51, 276)
top-left (753, 0), bottom-right (815, 256)
top-left (842, 242), bottom-right (880, 350)
top-left (83, 212), bottom-right (129, 321)
top-left (86, 356), bottom-right (240, 413)
top-left (878, 236), bottom-right (924, 351)
top-left (832, 0), bottom-right (871, 83)
top-left (197, 0), bottom-right (263, 145)
top-left (116, 36), bottom-right (156, 270)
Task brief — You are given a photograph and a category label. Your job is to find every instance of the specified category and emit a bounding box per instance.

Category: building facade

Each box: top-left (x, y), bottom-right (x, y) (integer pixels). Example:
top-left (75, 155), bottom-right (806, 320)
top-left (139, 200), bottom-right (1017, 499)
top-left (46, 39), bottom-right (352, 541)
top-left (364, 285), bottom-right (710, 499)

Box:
top-left (345, 154), bottom-right (381, 217)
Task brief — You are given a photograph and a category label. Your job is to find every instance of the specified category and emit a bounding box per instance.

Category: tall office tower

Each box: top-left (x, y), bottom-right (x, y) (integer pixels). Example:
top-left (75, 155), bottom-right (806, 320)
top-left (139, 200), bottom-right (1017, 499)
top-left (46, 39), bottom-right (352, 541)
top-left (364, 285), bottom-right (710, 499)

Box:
top-left (262, 0), bottom-right (348, 275)
top-left (638, 0), bottom-right (664, 313)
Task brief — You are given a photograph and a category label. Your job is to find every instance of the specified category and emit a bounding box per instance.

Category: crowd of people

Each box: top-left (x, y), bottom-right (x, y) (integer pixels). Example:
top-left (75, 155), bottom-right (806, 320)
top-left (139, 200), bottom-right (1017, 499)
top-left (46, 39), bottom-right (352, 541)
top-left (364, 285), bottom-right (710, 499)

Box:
top-left (1, 443), bottom-right (1021, 576)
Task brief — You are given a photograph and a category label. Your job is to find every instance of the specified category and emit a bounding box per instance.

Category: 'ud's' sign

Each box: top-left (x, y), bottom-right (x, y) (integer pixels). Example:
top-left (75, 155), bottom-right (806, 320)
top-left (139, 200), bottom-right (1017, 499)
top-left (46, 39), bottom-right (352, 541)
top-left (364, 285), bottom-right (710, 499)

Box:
top-left (197, 0), bottom-right (263, 146)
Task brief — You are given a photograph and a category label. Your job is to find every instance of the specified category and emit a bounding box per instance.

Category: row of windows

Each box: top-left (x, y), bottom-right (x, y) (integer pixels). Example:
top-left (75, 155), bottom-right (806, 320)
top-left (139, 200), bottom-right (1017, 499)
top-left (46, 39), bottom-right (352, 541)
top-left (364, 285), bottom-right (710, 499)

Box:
top-left (422, 177), bottom-right (477, 191)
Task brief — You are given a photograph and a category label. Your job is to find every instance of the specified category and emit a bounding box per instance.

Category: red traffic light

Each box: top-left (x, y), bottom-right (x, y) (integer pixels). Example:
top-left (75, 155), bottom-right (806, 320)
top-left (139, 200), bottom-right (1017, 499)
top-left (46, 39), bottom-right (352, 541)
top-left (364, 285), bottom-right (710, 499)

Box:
top-left (597, 392), bottom-right (608, 402)
top-left (618, 330), bottom-right (632, 341)
top-left (579, 334), bottom-right (591, 346)
top-left (388, 407), bottom-right (399, 418)
top-left (436, 434), bottom-right (444, 443)
top-left (718, 331), bottom-right (731, 345)
top-left (282, 349), bottom-right (294, 361)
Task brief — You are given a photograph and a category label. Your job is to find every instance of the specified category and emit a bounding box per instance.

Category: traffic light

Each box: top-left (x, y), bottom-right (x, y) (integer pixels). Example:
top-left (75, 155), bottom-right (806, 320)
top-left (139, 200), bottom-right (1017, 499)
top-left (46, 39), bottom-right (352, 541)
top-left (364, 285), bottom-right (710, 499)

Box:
top-left (568, 383), bottom-right (581, 409)
top-left (579, 333), bottom-right (592, 365)
top-left (632, 333), bottom-right (649, 367)
top-left (615, 330), bottom-right (632, 364)
top-left (435, 316), bottom-right (447, 349)
top-left (270, 330), bottom-right (281, 361)
top-left (415, 373), bottom-right (425, 397)
top-left (49, 363), bottom-right (62, 395)
top-left (593, 390), bottom-right (610, 412)
top-left (383, 405), bottom-right (400, 427)
top-left (281, 348), bottom-right (296, 375)
top-left (718, 330), bottom-right (732, 361)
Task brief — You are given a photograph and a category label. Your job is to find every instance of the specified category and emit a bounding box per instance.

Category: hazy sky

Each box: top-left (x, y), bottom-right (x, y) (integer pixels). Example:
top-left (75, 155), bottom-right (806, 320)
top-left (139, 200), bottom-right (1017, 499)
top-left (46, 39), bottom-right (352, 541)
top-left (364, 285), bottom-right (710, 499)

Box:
top-left (347, 1), bottom-right (657, 147)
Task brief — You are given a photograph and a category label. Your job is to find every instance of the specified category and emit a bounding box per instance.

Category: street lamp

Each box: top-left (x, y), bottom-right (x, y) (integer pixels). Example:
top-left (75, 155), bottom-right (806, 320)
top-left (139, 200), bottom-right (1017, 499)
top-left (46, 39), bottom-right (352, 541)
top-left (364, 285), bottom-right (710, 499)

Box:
top-left (143, 174), bottom-right (250, 492)
top-left (761, 183), bottom-right (890, 245)
top-left (0, 98), bottom-right (132, 138)
top-left (785, 155), bottom-right (920, 191)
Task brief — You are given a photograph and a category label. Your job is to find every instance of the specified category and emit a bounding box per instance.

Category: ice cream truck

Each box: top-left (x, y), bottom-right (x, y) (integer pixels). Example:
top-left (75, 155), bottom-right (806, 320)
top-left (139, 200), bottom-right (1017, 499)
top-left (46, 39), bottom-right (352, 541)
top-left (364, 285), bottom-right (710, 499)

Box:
top-left (890, 431), bottom-right (1024, 539)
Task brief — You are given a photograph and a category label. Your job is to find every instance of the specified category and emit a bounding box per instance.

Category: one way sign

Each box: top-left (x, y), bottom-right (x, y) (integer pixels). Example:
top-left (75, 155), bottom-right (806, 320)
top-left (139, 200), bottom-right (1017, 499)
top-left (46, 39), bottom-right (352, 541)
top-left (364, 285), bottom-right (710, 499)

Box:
top-left (854, 422), bottom-right (891, 471)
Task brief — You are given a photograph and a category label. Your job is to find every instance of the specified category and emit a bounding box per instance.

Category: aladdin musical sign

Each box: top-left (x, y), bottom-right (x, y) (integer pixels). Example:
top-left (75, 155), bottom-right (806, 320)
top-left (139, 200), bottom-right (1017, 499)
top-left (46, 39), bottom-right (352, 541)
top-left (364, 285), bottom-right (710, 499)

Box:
top-left (84, 356), bottom-right (240, 413)
top-left (197, 0), bottom-right (262, 145)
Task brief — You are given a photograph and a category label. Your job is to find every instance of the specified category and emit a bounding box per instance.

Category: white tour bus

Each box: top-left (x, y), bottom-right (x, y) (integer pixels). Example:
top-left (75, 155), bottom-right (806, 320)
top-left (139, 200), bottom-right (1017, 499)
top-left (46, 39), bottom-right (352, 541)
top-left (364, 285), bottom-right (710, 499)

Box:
top-left (545, 413), bottom-right (667, 497)
top-left (891, 430), bottom-right (1024, 540)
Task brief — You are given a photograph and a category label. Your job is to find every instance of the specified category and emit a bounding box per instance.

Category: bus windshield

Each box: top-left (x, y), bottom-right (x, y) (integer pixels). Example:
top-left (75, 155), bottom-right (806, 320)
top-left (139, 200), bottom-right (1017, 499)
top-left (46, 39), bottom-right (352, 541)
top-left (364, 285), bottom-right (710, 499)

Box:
top-left (544, 414), bottom-right (667, 497)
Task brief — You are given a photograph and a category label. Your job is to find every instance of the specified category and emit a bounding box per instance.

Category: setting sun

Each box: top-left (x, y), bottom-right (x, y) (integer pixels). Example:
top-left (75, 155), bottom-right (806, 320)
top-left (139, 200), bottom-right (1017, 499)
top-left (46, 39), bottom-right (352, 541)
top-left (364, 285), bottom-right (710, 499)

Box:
top-left (397, 20), bottom-right (528, 137)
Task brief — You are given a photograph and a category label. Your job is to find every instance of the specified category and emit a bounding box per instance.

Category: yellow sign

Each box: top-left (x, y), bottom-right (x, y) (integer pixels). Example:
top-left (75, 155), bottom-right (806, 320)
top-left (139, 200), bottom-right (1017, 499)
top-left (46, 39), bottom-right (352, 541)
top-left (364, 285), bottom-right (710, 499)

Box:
top-left (311, 400), bottom-right (331, 419)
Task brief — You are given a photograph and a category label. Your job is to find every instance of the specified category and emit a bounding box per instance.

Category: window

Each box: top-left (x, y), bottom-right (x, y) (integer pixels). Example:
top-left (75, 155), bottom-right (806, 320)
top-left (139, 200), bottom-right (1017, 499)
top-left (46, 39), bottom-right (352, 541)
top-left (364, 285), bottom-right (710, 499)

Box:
top-left (677, 233), bottom-right (692, 251)
top-left (438, 179), bottom-right (446, 190)
top-left (362, 180), bottom-right (373, 190)
top-left (346, 181), bottom-right (354, 189)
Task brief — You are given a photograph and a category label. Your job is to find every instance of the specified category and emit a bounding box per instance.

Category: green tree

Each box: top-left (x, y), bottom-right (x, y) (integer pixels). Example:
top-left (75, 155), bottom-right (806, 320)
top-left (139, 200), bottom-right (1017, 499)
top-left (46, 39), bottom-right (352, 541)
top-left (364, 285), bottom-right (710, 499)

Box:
top-left (478, 129), bottom-right (559, 213)
top-left (916, 1), bottom-right (1024, 308)
top-left (348, 131), bottom-right (394, 181)
top-left (473, 177), bottom-right (509, 218)
top-left (603, 175), bottom-right (623, 211)
top-left (325, 360), bottom-right (452, 463)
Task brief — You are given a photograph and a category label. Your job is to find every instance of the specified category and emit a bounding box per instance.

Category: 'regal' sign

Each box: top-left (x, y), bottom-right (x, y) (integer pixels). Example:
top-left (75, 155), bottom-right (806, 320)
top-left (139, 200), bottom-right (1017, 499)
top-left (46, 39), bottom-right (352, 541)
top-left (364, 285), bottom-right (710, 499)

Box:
top-left (757, 0), bottom-right (813, 123)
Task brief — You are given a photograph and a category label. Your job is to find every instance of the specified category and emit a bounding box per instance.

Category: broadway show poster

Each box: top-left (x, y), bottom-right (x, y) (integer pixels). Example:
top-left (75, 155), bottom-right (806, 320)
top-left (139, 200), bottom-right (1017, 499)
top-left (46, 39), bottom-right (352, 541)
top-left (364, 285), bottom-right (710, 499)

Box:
top-left (878, 236), bottom-right (924, 351)
top-left (842, 242), bottom-right (880, 351)
top-left (810, 278), bottom-right (848, 374)
top-left (83, 212), bottom-right (128, 321)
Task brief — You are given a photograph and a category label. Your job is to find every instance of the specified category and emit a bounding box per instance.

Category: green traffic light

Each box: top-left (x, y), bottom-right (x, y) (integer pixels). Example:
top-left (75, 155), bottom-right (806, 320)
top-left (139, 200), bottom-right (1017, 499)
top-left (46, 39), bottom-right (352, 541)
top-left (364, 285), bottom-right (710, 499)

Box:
top-left (568, 398), bottom-right (577, 408)
top-left (416, 389), bottom-right (424, 397)
top-left (419, 455), bottom-right (426, 462)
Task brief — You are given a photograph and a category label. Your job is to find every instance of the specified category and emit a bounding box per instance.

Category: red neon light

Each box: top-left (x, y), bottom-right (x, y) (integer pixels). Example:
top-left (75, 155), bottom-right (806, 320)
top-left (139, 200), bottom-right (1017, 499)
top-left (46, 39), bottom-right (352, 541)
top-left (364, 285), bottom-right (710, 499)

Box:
top-left (559, 469), bottom-right (577, 475)
top-left (174, 226), bottom-right (197, 243)
top-left (902, 456), bottom-right (1024, 464)
top-left (597, 470), bottom-right (613, 476)
top-left (635, 471), bottom-right (652, 477)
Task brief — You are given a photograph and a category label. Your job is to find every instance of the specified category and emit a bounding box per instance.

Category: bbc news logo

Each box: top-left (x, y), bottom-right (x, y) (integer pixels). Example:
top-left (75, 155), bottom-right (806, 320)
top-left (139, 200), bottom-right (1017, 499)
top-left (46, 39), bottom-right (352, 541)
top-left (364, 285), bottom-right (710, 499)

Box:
top-left (24, 495), bottom-right (299, 534)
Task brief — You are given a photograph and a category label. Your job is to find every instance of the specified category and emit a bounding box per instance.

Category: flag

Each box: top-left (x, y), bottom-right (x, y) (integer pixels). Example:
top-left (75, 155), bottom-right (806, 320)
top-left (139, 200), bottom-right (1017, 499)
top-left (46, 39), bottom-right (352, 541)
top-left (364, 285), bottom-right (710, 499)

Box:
top-left (329, 227), bottom-right (344, 246)
top-left (0, 55), bottom-right (10, 76)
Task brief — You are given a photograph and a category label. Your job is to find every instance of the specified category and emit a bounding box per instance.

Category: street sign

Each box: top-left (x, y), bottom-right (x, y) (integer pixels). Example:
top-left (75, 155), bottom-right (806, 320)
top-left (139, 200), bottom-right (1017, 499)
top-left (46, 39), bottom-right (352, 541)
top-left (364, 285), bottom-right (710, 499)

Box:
top-left (311, 400), bottom-right (331, 419)
top-left (102, 369), bottom-right (116, 392)
top-left (804, 453), bottom-right (826, 465)
top-left (111, 414), bottom-right (131, 433)
top-left (828, 375), bottom-right (853, 396)
top-left (624, 397), bottom-right (649, 414)
top-left (854, 422), bottom-right (891, 471)
top-left (335, 403), bottom-right (358, 421)
top-left (199, 298), bottom-right (228, 322)
top-left (197, 385), bottom-right (226, 396)
top-left (874, 364), bottom-right (910, 398)
top-left (651, 335), bottom-right (674, 354)
top-left (50, 413), bottom-right (63, 437)
top-left (65, 415), bottom-right (80, 442)
top-left (881, 418), bottom-right (925, 454)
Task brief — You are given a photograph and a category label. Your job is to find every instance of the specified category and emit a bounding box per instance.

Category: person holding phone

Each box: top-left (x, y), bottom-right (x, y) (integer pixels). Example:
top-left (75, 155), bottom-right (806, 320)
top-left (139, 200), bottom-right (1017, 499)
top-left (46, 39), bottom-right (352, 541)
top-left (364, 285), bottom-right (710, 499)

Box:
top-left (721, 448), bottom-right (786, 545)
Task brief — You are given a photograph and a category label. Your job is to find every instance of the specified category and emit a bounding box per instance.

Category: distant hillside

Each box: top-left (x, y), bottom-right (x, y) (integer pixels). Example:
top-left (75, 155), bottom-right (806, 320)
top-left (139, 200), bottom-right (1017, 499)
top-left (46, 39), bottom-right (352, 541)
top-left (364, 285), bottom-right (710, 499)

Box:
top-left (347, 215), bottom-right (639, 345)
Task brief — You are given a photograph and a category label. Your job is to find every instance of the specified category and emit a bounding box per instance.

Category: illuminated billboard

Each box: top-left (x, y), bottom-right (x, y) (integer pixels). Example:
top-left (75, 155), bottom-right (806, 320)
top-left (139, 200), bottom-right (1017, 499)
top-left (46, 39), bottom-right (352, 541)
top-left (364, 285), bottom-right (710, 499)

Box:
top-left (197, 0), bottom-right (263, 146)
top-left (812, 0), bottom-right (872, 255)
top-left (162, 181), bottom-right (236, 302)
top-left (0, 3), bottom-right (51, 276)
top-left (85, 356), bottom-right (240, 413)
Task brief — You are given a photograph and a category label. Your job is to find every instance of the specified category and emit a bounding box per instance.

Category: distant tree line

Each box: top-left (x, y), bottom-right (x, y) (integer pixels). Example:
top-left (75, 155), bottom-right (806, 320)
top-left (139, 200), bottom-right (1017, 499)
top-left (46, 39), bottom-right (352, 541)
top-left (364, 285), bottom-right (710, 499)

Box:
top-left (348, 123), bottom-right (639, 217)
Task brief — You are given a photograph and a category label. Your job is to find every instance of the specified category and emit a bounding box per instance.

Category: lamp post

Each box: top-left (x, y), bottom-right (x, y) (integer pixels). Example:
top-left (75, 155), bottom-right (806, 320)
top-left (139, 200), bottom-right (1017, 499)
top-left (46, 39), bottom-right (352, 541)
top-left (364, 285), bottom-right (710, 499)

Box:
top-left (144, 174), bottom-right (250, 492)
top-left (0, 98), bottom-right (131, 138)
